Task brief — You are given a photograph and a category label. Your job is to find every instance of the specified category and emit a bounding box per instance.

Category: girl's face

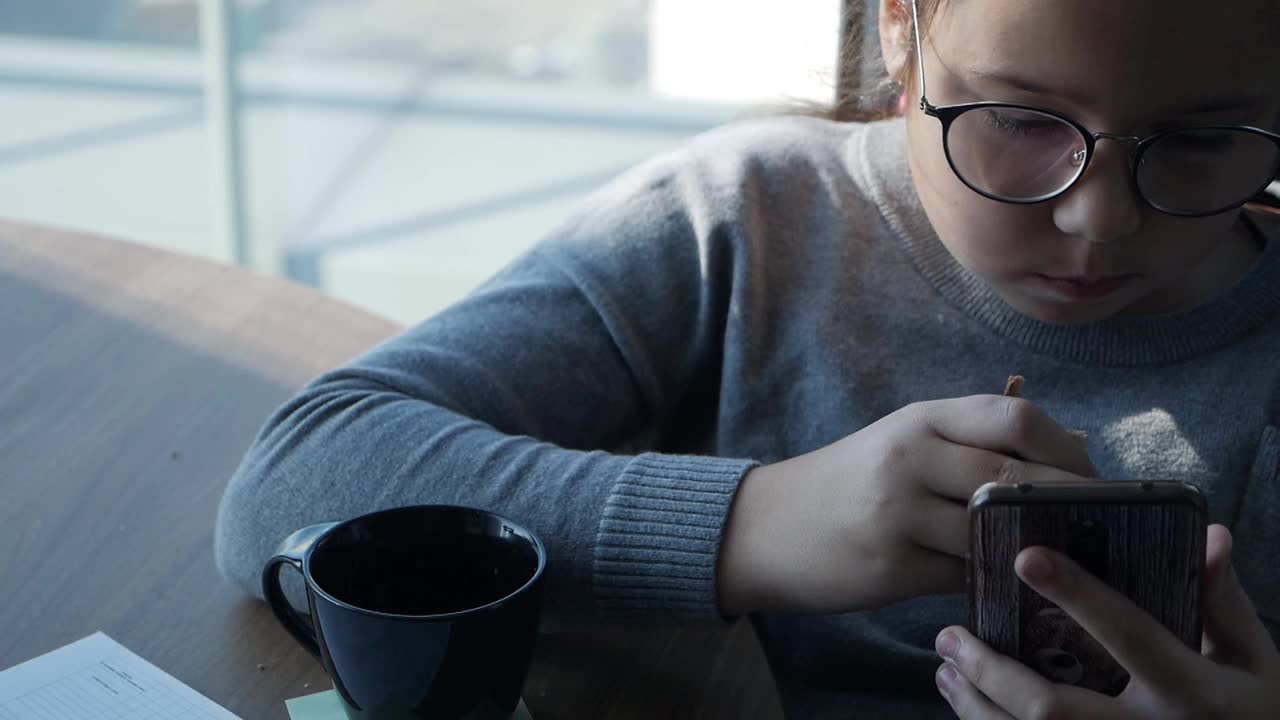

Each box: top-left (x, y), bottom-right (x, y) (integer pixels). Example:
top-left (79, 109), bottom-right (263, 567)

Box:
top-left (885, 0), bottom-right (1279, 325)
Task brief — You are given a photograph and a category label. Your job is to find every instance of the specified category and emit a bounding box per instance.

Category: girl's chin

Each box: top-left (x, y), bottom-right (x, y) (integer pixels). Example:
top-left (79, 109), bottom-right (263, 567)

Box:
top-left (995, 283), bottom-right (1140, 326)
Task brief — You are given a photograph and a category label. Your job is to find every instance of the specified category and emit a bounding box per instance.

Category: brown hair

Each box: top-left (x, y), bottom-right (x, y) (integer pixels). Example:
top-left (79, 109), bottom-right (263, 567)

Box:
top-left (825, 0), bottom-right (944, 122)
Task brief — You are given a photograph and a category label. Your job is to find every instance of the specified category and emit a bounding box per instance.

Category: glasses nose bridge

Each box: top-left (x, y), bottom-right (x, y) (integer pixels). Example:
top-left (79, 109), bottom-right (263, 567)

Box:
top-left (1086, 131), bottom-right (1144, 168)
top-left (1091, 131), bottom-right (1143, 150)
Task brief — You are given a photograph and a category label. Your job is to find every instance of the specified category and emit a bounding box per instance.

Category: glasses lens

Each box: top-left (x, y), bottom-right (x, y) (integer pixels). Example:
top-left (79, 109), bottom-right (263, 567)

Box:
top-left (946, 107), bottom-right (1087, 201)
top-left (1138, 129), bottom-right (1280, 215)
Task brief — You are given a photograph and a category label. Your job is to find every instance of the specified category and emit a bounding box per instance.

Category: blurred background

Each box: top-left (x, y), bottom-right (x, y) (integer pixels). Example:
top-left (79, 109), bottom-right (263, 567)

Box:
top-left (0, 0), bottom-right (842, 324)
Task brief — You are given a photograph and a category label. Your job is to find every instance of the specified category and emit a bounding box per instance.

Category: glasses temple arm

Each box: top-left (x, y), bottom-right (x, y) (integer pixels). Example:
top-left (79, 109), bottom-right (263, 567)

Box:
top-left (910, 0), bottom-right (928, 110)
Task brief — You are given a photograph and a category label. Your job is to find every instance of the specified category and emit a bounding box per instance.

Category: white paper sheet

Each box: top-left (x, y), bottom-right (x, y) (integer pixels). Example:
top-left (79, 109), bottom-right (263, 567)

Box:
top-left (0, 632), bottom-right (241, 720)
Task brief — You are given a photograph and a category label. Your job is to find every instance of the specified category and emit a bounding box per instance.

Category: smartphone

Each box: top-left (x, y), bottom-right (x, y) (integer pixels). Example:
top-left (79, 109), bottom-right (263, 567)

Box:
top-left (968, 481), bottom-right (1207, 696)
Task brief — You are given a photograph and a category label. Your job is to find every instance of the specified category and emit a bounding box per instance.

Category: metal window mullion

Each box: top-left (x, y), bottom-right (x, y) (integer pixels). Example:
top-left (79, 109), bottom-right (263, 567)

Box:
top-left (199, 0), bottom-right (272, 274)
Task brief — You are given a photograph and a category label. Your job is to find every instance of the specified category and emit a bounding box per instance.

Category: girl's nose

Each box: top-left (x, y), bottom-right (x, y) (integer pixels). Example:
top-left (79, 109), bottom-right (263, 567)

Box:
top-left (1051, 141), bottom-right (1143, 244)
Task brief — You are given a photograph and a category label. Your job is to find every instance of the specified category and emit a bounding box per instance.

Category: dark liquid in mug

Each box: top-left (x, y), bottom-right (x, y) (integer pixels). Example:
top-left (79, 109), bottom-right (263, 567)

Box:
top-left (310, 533), bottom-right (538, 616)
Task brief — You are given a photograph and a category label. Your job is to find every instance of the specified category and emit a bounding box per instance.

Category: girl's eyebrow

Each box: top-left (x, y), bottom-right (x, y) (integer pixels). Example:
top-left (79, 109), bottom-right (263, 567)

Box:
top-left (967, 68), bottom-right (1081, 104)
top-left (969, 67), bottom-right (1270, 119)
top-left (1163, 95), bottom-right (1272, 118)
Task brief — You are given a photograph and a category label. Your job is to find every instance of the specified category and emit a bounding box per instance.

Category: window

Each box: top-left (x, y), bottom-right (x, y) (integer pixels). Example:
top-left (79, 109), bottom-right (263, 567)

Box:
top-left (0, 0), bottom-right (839, 323)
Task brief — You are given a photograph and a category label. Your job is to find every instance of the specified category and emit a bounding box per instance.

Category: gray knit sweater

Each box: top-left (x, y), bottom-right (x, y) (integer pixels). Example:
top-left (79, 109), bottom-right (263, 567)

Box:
top-left (215, 117), bottom-right (1280, 718)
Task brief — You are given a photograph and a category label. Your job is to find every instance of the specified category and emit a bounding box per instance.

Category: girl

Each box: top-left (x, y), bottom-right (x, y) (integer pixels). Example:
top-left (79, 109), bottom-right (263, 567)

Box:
top-left (215, 0), bottom-right (1280, 717)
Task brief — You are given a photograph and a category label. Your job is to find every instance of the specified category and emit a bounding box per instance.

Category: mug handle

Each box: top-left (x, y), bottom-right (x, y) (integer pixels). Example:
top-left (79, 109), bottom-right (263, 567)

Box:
top-left (261, 522), bottom-right (339, 660)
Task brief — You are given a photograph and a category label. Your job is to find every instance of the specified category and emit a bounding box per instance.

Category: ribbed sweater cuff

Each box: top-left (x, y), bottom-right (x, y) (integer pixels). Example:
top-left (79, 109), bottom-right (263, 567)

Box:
top-left (593, 452), bottom-right (758, 622)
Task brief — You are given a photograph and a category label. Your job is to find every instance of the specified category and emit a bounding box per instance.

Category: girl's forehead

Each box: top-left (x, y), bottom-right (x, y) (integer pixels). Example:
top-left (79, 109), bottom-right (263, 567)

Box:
top-left (930, 0), bottom-right (1278, 122)
top-left (934, 0), bottom-right (1275, 48)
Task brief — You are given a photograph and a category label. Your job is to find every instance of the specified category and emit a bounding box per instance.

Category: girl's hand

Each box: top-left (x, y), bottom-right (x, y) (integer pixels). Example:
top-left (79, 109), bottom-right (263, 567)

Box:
top-left (717, 394), bottom-right (1094, 615)
top-left (934, 525), bottom-right (1280, 720)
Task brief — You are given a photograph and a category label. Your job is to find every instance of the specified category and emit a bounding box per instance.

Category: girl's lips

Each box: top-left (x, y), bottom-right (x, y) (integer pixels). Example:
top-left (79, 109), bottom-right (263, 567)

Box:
top-left (1031, 273), bottom-right (1139, 301)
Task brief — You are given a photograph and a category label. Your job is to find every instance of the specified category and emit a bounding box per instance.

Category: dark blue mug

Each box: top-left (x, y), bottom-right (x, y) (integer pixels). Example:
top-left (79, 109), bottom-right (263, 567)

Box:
top-left (263, 505), bottom-right (546, 720)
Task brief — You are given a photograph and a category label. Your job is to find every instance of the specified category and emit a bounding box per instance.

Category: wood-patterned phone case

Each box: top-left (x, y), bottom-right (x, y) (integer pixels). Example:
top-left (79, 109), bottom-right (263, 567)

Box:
top-left (970, 498), bottom-right (1206, 696)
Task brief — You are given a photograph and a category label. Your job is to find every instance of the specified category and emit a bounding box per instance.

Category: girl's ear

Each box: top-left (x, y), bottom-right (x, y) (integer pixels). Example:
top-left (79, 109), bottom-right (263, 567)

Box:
top-left (879, 0), bottom-right (914, 84)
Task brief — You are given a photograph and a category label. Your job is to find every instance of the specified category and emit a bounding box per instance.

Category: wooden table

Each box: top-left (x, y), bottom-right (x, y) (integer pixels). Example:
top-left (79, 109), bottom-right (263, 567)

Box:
top-left (0, 221), bottom-right (783, 719)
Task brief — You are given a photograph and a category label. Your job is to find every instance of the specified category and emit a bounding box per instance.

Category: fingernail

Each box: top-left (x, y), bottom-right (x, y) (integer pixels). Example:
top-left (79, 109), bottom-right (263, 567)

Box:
top-left (936, 663), bottom-right (959, 694)
top-left (936, 630), bottom-right (960, 659)
top-left (1019, 551), bottom-right (1055, 584)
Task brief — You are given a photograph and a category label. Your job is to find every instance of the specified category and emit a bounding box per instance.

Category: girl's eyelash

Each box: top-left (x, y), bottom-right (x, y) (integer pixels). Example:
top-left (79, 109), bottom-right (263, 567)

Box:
top-left (1167, 134), bottom-right (1232, 151)
top-left (983, 110), bottom-right (1056, 135)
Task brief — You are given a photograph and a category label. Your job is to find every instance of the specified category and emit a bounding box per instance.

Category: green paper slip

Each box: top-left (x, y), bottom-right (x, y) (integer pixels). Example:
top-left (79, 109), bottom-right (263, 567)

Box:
top-left (286, 689), bottom-right (533, 719)
top-left (285, 689), bottom-right (347, 720)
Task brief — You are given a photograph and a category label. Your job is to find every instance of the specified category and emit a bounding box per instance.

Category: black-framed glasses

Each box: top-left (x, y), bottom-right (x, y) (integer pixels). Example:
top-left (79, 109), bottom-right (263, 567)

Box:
top-left (908, 0), bottom-right (1280, 217)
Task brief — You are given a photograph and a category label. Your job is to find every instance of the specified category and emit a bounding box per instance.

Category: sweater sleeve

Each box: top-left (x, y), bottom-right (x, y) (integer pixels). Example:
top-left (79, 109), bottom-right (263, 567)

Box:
top-left (213, 148), bottom-right (760, 628)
